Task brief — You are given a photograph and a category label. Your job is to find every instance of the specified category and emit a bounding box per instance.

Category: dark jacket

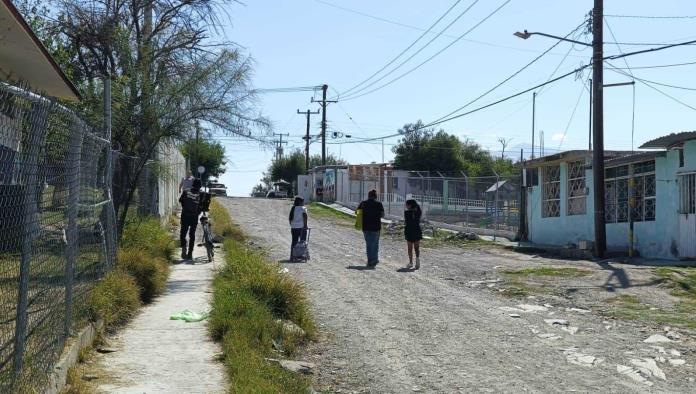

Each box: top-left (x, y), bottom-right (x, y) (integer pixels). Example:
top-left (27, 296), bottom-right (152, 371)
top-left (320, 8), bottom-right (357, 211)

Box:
top-left (359, 198), bottom-right (384, 232)
top-left (179, 189), bottom-right (201, 221)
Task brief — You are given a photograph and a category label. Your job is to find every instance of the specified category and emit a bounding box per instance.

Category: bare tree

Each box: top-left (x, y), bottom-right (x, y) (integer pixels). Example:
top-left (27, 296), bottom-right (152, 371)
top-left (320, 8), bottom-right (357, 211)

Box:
top-left (27, 0), bottom-right (270, 236)
top-left (497, 137), bottom-right (512, 160)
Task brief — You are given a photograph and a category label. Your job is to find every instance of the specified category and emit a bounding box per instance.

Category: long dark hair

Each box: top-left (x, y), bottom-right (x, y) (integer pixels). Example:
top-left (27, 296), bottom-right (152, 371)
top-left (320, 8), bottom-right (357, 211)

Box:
top-left (406, 199), bottom-right (421, 220)
top-left (289, 196), bottom-right (304, 222)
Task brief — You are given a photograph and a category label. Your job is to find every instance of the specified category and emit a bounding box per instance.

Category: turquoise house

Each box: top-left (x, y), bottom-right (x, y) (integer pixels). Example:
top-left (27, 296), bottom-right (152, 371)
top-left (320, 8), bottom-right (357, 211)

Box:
top-left (524, 132), bottom-right (696, 260)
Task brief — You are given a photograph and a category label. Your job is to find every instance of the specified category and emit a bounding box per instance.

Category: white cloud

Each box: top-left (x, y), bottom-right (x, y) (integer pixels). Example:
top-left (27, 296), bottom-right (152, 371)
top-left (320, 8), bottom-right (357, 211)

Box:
top-left (551, 133), bottom-right (565, 142)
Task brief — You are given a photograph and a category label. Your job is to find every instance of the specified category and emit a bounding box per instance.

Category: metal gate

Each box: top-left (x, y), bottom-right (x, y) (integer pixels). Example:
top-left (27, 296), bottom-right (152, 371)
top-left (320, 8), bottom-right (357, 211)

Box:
top-left (678, 173), bottom-right (696, 258)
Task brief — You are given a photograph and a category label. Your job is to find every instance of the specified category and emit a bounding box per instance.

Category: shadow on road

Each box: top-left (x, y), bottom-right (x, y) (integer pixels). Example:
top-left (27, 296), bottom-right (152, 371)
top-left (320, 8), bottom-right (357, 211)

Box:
top-left (396, 267), bottom-right (416, 273)
top-left (346, 265), bottom-right (375, 271)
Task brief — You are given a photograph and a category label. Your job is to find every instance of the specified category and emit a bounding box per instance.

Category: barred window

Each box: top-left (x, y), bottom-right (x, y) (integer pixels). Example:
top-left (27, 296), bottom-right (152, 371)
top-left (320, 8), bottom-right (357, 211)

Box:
top-left (605, 161), bottom-right (655, 223)
top-left (567, 161), bottom-right (586, 215)
top-left (542, 165), bottom-right (561, 217)
top-left (679, 173), bottom-right (696, 214)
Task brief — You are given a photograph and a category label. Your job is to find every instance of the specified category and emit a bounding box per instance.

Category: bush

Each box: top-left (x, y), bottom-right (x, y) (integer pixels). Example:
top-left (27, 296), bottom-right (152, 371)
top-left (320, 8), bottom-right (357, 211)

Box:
top-left (88, 269), bottom-right (141, 327)
top-left (117, 248), bottom-right (170, 303)
top-left (122, 217), bottom-right (175, 261)
top-left (209, 199), bottom-right (244, 241)
top-left (209, 205), bottom-right (316, 392)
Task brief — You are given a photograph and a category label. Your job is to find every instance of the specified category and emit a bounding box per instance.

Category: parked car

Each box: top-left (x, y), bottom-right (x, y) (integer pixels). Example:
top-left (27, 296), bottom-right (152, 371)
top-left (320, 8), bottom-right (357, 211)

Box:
top-left (208, 182), bottom-right (227, 196)
top-left (266, 190), bottom-right (288, 199)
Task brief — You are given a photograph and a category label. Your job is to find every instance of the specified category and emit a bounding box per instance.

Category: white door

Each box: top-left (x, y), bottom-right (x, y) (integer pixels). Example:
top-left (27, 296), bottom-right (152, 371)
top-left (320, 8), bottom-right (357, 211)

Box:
top-left (678, 173), bottom-right (696, 258)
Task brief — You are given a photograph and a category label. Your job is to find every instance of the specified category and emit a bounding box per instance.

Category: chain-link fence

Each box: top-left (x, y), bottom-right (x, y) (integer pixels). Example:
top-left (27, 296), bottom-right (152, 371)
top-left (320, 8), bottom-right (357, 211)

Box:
top-left (331, 169), bottom-right (522, 238)
top-left (0, 81), bottom-right (117, 391)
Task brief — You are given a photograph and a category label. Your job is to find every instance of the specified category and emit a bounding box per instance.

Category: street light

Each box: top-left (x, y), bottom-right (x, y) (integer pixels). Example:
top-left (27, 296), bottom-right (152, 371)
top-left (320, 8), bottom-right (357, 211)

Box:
top-left (513, 30), bottom-right (591, 47)
top-left (515, 11), bottom-right (607, 258)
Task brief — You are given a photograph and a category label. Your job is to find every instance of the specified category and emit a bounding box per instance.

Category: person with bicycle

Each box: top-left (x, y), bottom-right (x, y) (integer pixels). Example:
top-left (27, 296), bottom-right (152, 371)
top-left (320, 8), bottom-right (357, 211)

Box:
top-left (179, 178), bottom-right (202, 260)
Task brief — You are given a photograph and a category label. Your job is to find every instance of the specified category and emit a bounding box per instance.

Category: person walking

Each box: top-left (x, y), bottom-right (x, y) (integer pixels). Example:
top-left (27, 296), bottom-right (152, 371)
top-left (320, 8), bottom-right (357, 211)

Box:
top-left (404, 199), bottom-right (423, 270)
top-left (179, 178), bottom-right (202, 260)
top-left (357, 190), bottom-right (384, 267)
top-left (288, 196), bottom-right (308, 261)
top-left (179, 170), bottom-right (195, 194)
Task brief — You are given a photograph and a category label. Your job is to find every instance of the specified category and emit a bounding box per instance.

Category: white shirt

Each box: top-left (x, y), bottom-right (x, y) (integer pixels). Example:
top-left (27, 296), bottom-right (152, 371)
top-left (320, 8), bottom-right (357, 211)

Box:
top-left (290, 206), bottom-right (307, 229)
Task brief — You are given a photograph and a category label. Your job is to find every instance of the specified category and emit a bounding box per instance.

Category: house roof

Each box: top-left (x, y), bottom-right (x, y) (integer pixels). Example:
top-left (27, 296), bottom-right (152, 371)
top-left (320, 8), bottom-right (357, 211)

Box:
top-left (524, 150), bottom-right (632, 168)
top-left (0, 0), bottom-right (80, 101)
top-left (604, 150), bottom-right (666, 167)
top-left (485, 180), bottom-right (509, 193)
top-left (639, 131), bottom-right (696, 149)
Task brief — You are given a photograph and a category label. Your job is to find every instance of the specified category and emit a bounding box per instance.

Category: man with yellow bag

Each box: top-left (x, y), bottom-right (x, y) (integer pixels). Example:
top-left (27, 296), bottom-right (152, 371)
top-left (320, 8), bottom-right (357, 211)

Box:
top-left (356, 190), bottom-right (384, 268)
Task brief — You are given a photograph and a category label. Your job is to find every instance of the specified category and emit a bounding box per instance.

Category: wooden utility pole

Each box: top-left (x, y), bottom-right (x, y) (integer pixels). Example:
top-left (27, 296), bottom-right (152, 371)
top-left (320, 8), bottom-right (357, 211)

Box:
top-left (273, 132), bottom-right (289, 161)
top-left (592, 0), bottom-right (606, 257)
top-left (298, 109), bottom-right (319, 173)
top-left (311, 84), bottom-right (337, 165)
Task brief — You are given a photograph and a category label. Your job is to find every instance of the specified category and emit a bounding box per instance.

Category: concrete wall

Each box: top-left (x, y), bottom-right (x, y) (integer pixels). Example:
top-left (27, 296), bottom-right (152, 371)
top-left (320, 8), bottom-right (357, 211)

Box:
top-left (527, 162), bottom-right (594, 247)
top-left (528, 142), bottom-right (696, 259)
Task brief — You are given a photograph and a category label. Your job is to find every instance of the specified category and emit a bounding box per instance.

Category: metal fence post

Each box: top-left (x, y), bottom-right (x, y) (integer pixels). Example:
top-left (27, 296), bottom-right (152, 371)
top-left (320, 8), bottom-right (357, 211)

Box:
top-left (64, 120), bottom-right (84, 338)
top-left (461, 171), bottom-right (469, 229)
top-left (13, 101), bottom-right (49, 378)
top-left (494, 171), bottom-right (500, 241)
top-left (103, 74), bottom-right (116, 267)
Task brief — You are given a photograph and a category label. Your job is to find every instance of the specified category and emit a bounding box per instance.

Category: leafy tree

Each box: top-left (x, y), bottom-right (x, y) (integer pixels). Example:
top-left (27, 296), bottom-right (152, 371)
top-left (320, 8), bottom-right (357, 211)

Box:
top-left (181, 139), bottom-right (226, 183)
top-left (309, 153), bottom-right (347, 169)
top-left (18, 0), bottom-right (269, 237)
top-left (270, 151), bottom-right (305, 183)
top-left (392, 121), bottom-right (465, 173)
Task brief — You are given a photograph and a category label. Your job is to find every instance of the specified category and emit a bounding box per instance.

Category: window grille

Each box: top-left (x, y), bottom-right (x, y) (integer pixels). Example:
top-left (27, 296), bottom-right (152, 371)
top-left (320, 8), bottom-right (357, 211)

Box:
top-left (605, 161), bottom-right (656, 222)
top-left (679, 173), bottom-right (696, 214)
top-left (567, 161), bottom-right (586, 215)
top-left (542, 165), bottom-right (560, 217)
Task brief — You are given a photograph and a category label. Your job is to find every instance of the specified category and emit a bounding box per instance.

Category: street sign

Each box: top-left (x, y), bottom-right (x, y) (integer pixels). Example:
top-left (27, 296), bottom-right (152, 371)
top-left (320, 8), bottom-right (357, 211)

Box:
top-left (197, 165), bottom-right (205, 174)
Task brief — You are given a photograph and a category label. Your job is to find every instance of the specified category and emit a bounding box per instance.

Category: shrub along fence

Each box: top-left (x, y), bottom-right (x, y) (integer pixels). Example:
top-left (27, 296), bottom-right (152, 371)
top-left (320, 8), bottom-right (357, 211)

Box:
top-left (0, 81), bottom-right (181, 392)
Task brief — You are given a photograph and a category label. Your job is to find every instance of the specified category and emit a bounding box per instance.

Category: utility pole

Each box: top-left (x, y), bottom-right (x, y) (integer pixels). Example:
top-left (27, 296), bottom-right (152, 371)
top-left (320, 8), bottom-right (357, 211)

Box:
top-left (592, 0), bottom-right (606, 257)
top-left (311, 84), bottom-right (337, 165)
top-left (381, 138), bottom-right (385, 163)
top-left (531, 91), bottom-right (536, 158)
top-left (588, 78), bottom-right (592, 151)
top-left (298, 109), bottom-right (319, 173)
top-left (273, 132), bottom-right (289, 161)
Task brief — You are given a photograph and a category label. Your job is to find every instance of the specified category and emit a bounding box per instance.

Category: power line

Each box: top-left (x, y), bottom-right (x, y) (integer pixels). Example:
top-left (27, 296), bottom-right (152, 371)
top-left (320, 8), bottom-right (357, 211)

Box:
top-left (605, 14), bottom-right (696, 19)
top-left (334, 36), bottom-right (696, 144)
top-left (557, 80), bottom-right (588, 150)
top-left (607, 65), bottom-right (696, 112)
top-left (429, 21), bottom-right (587, 125)
top-left (311, 0), bottom-right (589, 59)
top-left (338, 0), bottom-right (464, 98)
top-left (340, 0), bottom-right (512, 102)
top-left (339, 0), bottom-right (483, 100)
top-left (608, 60), bottom-right (696, 70)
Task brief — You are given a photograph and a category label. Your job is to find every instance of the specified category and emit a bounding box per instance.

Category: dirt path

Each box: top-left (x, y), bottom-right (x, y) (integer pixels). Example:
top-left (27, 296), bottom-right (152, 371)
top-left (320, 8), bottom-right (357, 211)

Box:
top-left (222, 197), bottom-right (694, 393)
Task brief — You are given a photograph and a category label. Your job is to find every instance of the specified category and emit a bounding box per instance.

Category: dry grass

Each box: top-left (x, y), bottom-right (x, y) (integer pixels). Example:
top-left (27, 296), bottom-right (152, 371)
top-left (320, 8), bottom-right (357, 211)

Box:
top-left (116, 249), bottom-right (170, 303)
top-left (88, 270), bottom-right (141, 327)
top-left (209, 199), bottom-right (244, 241)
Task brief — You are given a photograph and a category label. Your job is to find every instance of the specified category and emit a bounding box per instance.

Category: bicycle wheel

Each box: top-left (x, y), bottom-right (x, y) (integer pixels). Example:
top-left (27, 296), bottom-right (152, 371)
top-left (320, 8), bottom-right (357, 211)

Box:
top-left (206, 242), bottom-right (214, 262)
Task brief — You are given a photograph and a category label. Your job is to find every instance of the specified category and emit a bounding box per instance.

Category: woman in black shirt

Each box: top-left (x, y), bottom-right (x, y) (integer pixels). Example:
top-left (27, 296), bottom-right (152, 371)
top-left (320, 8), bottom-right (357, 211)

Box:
top-left (404, 199), bottom-right (422, 269)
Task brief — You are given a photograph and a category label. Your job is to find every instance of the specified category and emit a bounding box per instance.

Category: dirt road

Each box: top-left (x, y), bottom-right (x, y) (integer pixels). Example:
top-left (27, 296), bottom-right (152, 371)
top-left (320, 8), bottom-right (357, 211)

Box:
top-left (221, 198), bottom-right (694, 393)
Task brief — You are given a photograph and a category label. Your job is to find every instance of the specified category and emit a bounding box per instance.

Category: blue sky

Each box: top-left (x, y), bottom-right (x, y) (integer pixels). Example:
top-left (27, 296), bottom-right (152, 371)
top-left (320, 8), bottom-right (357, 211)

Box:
top-left (215, 0), bottom-right (696, 196)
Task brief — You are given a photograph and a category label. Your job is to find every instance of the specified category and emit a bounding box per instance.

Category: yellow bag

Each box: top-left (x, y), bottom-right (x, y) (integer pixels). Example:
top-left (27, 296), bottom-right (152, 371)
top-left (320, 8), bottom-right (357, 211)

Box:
top-left (354, 209), bottom-right (363, 230)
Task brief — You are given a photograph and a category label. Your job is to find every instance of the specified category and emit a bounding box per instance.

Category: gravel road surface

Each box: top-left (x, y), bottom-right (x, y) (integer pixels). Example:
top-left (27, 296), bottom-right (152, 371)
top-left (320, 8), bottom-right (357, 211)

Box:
top-left (221, 197), bottom-right (695, 393)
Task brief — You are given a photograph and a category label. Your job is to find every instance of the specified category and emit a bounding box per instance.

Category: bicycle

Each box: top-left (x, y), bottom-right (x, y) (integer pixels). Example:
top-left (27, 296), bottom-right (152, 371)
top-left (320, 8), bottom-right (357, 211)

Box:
top-left (199, 212), bottom-right (214, 263)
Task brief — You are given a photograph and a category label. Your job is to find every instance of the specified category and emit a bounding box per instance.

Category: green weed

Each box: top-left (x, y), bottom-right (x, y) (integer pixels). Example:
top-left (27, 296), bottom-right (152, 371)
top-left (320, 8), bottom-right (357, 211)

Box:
top-left (88, 269), bottom-right (140, 327)
top-left (209, 205), bottom-right (316, 393)
top-left (209, 199), bottom-right (244, 241)
top-left (121, 217), bottom-right (175, 261)
top-left (117, 248), bottom-right (170, 303)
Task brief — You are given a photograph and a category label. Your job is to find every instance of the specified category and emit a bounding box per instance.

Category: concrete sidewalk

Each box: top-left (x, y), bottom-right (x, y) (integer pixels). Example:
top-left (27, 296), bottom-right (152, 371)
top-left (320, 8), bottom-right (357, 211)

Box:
top-left (94, 242), bottom-right (226, 393)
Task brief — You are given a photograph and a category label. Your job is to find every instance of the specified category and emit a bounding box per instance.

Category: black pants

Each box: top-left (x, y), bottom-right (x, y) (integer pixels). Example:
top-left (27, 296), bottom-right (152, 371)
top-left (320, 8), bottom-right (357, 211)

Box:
top-left (290, 228), bottom-right (307, 252)
top-left (180, 215), bottom-right (198, 254)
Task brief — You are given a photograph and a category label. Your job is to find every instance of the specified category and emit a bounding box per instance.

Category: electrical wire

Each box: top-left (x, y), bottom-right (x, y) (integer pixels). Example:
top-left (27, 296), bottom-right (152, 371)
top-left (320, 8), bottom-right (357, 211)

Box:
top-left (340, 0), bottom-right (512, 102)
top-left (605, 14), bottom-right (696, 19)
top-left (339, 0), bottom-right (482, 100)
top-left (430, 21), bottom-right (587, 125)
top-left (338, 0), bottom-right (465, 98)
top-left (557, 80), bottom-right (588, 150)
top-left (608, 66), bottom-right (696, 112)
top-left (608, 60), bottom-right (696, 70)
top-left (604, 17), bottom-right (636, 151)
